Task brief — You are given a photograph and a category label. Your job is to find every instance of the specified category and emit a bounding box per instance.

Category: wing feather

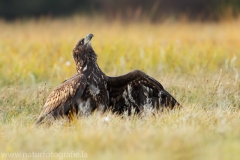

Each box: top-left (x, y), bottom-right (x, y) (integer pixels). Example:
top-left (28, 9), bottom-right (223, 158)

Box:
top-left (107, 70), bottom-right (180, 114)
top-left (36, 74), bottom-right (87, 124)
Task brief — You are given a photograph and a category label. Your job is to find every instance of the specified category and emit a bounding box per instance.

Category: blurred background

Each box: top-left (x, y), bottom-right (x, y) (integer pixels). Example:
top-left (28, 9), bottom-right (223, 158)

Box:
top-left (0, 0), bottom-right (240, 21)
top-left (0, 0), bottom-right (239, 85)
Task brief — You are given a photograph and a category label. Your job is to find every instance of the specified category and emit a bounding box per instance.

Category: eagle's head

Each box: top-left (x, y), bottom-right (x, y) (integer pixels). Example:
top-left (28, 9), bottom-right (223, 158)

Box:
top-left (73, 34), bottom-right (97, 73)
top-left (73, 34), bottom-right (94, 57)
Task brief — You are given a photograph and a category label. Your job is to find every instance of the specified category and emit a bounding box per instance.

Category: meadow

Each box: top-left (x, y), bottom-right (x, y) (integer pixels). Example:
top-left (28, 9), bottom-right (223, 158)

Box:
top-left (0, 16), bottom-right (240, 160)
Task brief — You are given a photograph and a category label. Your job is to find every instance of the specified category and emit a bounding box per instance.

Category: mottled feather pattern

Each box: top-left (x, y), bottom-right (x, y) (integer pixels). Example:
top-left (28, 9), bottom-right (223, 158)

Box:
top-left (36, 74), bottom-right (87, 124)
top-left (107, 70), bottom-right (180, 114)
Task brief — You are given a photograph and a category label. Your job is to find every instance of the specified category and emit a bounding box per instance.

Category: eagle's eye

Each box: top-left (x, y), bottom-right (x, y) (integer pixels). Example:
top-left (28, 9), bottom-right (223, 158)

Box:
top-left (80, 40), bottom-right (84, 45)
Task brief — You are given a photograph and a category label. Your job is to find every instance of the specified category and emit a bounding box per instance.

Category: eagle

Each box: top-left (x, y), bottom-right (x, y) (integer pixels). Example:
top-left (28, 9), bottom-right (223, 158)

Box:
top-left (36, 34), bottom-right (180, 124)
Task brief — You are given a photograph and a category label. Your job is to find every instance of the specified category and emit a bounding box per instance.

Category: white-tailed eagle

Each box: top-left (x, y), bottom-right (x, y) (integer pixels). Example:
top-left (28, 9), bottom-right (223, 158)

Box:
top-left (36, 34), bottom-right (180, 124)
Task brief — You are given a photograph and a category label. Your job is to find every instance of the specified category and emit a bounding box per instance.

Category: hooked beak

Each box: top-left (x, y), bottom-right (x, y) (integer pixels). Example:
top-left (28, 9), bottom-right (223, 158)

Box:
top-left (84, 34), bottom-right (94, 45)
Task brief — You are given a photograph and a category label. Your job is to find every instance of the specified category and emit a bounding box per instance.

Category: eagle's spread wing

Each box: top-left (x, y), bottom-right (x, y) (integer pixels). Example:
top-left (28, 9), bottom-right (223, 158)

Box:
top-left (35, 74), bottom-right (87, 124)
top-left (107, 70), bottom-right (180, 114)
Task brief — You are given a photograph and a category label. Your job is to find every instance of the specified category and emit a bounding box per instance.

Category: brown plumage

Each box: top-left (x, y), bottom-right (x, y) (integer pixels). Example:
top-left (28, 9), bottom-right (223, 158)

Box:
top-left (36, 34), bottom-right (180, 124)
top-left (35, 74), bottom-right (87, 124)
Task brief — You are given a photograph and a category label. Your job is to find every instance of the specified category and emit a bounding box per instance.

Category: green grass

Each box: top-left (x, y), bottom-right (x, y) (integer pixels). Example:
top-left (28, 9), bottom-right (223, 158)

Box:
top-left (0, 16), bottom-right (240, 160)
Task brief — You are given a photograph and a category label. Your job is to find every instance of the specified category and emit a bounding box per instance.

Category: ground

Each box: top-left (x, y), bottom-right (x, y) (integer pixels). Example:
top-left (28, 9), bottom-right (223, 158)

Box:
top-left (0, 16), bottom-right (240, 160)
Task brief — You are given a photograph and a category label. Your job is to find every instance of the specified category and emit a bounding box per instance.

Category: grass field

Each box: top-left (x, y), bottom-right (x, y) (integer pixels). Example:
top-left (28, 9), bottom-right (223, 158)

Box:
top-left (0, 16), bottom-right (240, 160)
